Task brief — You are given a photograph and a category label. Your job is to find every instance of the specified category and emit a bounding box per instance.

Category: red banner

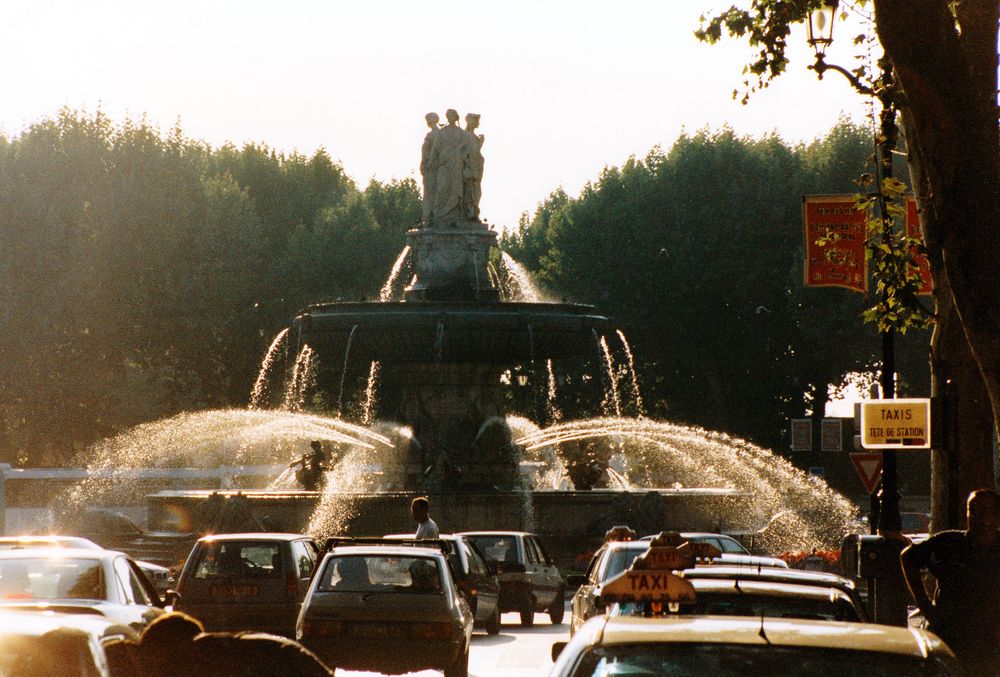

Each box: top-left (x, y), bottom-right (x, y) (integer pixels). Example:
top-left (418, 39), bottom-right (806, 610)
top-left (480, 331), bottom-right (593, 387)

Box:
top-left (905, 198), bottom-right (934, 296)
top-left (802, 195), bottom-right (868, 292)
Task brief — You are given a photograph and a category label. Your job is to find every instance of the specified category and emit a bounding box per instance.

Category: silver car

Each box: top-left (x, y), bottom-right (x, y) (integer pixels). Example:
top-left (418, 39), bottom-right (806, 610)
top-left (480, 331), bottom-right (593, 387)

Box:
top-left (0, 547), bottom-right (169, 632)
top-left (296, 543), bottom-right (474, 676)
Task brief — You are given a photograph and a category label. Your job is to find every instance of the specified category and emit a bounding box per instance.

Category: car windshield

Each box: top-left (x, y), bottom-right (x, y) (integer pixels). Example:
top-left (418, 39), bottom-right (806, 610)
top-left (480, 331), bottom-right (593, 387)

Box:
top-left (192, 542), bottom-right (283, 579)
top-left (467, 536), bottom-right (518, 564)
top-left (318, 555), bottom-right (442, 594)
top-left (0, 558), bottom-right (104, 601)
top-left (570, 643), bottom-right (955, 676)
top-left (602, 548), bottom-right (645, 581)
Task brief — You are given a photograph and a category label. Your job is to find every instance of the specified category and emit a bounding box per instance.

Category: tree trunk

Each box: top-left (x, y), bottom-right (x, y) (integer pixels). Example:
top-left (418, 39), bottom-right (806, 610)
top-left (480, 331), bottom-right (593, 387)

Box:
top-left (874, 1), bottom-right (1000, 508)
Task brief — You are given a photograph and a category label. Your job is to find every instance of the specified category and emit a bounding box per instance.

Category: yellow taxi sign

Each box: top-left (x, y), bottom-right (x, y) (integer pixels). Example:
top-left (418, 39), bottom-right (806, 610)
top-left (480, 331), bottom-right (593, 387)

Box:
top-left (600, 568), bottom-right (696, 603)
top-left (860, 398), bottom-right (931, 449)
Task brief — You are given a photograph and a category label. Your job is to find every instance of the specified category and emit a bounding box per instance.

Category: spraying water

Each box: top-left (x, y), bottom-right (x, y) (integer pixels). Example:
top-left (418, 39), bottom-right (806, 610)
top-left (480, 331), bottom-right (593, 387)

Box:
top-left (616, 329), bottom-right (644, 418)
top-left (283, 345), bottom-right (317, 411)
top-left (596, 333), bottom-right (622, 418)
top-left (501, 252), bottom-right (548, 302)
top-left (336, 325), bottom-right (358, 417)
top-left (545, 359), bottom-right (562, 423)
top-left (379, 245), bottom-right (411, 302)
top-left (249, 328), bottom-right (289, 409)
top-left (359, 361), bottom-right (381, 425)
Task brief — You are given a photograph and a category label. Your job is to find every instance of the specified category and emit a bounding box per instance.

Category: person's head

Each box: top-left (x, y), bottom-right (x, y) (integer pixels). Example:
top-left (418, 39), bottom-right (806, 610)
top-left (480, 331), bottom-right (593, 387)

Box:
top-left (411, 496), bottom-right (430, 522)
top-left (967, 489), bottom-right (1000, 536)
top-left (140, 612), bottom-right (203, 663)
top-left (425, 112), bottom-right (439, 128)
top-left (334, 557), bottom-right (369, 587)
top-left (464, 113), bottom-right (480, 131)
top-left (445, 109), bottom-right (459, 125)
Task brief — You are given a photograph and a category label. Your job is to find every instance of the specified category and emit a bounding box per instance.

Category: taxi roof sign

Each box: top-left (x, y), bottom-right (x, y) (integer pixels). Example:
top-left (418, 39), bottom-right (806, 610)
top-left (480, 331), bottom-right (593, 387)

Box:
top-left (859, 398), bottom-right (931, 449)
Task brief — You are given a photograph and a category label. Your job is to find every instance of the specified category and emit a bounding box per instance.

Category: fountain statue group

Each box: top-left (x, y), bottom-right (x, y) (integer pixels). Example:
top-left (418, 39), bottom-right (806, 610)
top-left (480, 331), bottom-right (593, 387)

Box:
top-left (420, 109), bottom-right (485, 228)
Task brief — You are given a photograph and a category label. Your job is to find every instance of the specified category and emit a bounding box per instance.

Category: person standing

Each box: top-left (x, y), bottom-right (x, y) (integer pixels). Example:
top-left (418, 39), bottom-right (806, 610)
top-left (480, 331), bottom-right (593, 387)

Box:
top-left (900, 488), bottom-right (1000, 675)
top-left (411, 496), bottom-right (439, 539)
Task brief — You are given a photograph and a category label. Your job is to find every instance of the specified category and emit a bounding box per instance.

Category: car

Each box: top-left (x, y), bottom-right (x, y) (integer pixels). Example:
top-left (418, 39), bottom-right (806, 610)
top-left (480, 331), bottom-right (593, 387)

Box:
top-left (613, 578), bottom-right (865, 623)
top-left (296, 539), bottom-right (474, 676)
top-left (569, 539), bottom-right (791, 635)
top-left (549, 615), bottom-right (961, 677)
top-left (459, 530), bottom-right (566, 626)
top-left (174, 532), bottom-right (321, 637)
top-left (0, 609), bottom-right (139, 677)
top-left (679, 564), bottom-right (867, 619)
top-left (639, 531), bottom-right (751, 555)
top-left (0, 535), bottom-right (175, 594)
top-left (0, 547), bottom-right (171, 632)
top-left (386, 533), bottom-right (501, 634)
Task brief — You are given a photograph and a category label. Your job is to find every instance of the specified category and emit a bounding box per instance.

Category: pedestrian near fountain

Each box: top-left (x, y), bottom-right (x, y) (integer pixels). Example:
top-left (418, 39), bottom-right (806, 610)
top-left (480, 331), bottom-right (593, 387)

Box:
top-left (412, 496), bottom-right (439, 539)
top-left (901, 488), bottom-right (1000, 675)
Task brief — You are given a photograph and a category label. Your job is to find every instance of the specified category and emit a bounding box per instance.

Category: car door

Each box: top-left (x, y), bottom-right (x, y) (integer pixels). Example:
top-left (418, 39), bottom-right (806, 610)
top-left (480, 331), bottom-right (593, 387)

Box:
top-left (525, 536), bottom-right (560, 609)
top-left (463, 539), bottom-right (499, 620)
top-left (113, 556), bottom-right (163, 630)
top-left (571, 546), bottom-right (606, 633)
top-left (290, 539), bottom-right (318, 600)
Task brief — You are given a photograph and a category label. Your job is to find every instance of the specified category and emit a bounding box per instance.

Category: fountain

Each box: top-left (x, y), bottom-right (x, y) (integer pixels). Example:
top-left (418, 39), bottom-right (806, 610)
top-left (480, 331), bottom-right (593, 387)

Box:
top-left (48, 109), bottom-right (860, 565)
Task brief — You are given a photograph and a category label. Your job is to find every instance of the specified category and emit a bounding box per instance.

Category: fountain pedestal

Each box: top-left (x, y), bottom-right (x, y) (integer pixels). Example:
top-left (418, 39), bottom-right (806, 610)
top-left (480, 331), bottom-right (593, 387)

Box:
top-left (404, 226), bottom-right (500, 303)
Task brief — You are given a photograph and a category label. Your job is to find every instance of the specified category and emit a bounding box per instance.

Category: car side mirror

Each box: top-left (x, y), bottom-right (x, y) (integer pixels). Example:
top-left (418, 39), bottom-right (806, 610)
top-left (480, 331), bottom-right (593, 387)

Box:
top-left (566, 574), bottom-right (587, 587)
top-left (551, 641), bottom-right (568, 662)
top-left (161, 589), bottom-right (181, 608)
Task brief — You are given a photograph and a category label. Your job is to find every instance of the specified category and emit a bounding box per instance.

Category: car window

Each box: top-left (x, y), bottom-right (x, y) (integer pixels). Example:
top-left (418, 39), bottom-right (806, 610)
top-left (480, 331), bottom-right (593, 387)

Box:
top-left (318, 555), bottom-right (443, 594)
top-left (601, 548), bottom-right (645, 582)
top-left (464, 542), bottom-right (487, 576)
top-left (0, 558), bottom-right (104, 601)
top-left (531, 537), bottom-right (552, 565)
top-left (114, 557), bottom-right (153, 606)
top-left (468, 536), bottom-right (518, 564)
top-left (568, 643), bottom-right (951, 677)
top-left (291, 540), bottom-right (315, 579)
top-left (524, 538), bottom-right (544, 564)
top-left (192, 542), bottom-right (283, 579)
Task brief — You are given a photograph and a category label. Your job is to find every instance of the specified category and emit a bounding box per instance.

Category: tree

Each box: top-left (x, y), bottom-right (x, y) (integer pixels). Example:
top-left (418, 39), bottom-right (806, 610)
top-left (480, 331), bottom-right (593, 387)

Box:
top-left (697, 0), bottom-right (999, 526)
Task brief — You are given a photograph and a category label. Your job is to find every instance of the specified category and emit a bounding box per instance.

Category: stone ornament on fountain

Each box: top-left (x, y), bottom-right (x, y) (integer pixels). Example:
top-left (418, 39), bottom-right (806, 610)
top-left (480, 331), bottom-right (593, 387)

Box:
top-left (421, 109), bottom-right (486, 230)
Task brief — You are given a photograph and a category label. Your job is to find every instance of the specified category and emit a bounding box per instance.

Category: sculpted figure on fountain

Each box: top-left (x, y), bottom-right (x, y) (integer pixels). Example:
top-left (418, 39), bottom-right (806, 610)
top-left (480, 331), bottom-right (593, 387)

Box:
top-left (421, 109), bottom-right (485, 228)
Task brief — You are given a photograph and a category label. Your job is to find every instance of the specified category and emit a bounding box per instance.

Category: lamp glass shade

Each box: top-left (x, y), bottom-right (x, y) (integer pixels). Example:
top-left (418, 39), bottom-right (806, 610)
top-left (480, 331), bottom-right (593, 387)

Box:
top-left (807, 3), bottom-right (837, 53)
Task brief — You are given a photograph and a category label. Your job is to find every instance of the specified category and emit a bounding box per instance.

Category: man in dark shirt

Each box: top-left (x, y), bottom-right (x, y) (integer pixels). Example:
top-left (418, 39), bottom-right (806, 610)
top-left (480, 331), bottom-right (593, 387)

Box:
top-left (901, 489), bottom-right (1000, 675)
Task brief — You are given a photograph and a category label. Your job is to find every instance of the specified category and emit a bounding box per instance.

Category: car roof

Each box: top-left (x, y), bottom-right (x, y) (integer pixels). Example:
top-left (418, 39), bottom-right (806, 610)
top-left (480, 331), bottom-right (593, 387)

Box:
top-left (583, 615), bottom-right (948, 657)
top-left (458, 531), bottom-right (531, 537)
top-left (196, 532), bottom-right (310, 542)
top-left (0, 547), bottom-right (120, 561)
top-left (0, 609), bottom-right (131, 637)
top-left (327, 545), bottom-right (446, 559)
top-left (682, 565), bottom-right (856, 589)
top-left (0, 536), bottom-right (102, 548)
top-left (686, 579), bottom-right (854, 602)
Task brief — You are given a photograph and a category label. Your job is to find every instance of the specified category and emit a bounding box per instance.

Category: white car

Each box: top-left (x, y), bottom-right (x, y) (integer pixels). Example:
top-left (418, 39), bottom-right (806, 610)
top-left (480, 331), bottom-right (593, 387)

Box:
top-left (0, 547), bottom-right (171, 632)
top-left (0, 535), bottom-right (175, 594)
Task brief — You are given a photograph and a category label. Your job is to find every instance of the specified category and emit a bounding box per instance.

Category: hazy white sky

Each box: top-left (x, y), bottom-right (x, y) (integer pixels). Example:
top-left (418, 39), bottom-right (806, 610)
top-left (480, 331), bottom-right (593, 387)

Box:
top-left (1, 0), bottom-right (873, 230)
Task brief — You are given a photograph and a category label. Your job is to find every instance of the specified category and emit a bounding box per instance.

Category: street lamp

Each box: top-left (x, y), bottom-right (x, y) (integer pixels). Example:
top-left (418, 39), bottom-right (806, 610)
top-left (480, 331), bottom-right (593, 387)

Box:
top-left (805, 0), bottom-right (901, 536)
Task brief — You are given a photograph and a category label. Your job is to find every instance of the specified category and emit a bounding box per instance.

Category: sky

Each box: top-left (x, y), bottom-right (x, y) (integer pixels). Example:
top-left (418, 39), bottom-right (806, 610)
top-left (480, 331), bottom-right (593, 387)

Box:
top-left (0, 0), bottom-right (874, 231)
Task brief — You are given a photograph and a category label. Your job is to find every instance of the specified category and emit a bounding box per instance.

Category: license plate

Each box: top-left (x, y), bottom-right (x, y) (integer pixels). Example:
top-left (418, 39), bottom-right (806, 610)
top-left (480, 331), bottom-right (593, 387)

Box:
top-left (350, 623), bottom-right (404, 638)
top-left (211, 584), bottom-right (259, 597)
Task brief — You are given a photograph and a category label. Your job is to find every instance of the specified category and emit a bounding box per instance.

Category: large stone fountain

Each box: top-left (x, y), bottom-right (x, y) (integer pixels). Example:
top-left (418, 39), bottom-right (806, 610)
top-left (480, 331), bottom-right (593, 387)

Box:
top-left (56, 110), bottom-right (861, 566)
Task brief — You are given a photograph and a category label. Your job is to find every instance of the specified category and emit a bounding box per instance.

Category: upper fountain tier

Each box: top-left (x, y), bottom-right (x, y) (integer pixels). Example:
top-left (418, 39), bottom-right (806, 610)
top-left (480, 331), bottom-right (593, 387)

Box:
top-left (293, 300), bottom-right (608, 365)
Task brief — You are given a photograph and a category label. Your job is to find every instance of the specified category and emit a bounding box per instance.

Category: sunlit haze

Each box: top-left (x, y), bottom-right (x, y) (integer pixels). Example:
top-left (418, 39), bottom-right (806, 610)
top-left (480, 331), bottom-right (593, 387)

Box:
top-left (1, 0), bottom-right (873, 230)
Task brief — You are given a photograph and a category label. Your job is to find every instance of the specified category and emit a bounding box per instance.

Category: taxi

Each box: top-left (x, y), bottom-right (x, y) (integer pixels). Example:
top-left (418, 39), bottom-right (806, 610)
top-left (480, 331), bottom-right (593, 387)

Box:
top-left (296, 538), bottom-right (474, 676)
top-left (552, 534), bottom-right (959, 676)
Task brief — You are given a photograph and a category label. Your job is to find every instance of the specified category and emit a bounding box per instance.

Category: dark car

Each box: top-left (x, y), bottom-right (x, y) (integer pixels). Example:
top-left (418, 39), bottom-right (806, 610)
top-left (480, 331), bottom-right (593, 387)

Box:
top-left (459, 530), bottom-right (565, 626)
top-left (387, 533), bottom-right (501, 634)
top-left (175, 532), bottom-right (320, 637)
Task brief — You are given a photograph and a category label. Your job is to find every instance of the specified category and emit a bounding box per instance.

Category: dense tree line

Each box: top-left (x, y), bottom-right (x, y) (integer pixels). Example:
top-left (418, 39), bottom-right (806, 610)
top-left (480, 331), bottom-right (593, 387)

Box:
top-left (502, 121), bottom-right (929, 450)
top-left (0, 109), bottom-right (928, 465)
top-left (0, 109), bottom-right (420, 465)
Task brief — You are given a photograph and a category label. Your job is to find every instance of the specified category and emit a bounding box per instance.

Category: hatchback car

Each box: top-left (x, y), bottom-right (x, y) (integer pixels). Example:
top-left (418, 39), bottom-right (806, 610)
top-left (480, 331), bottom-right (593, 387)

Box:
top-left (550, 615), bottom-right (960, 677)
top-left (460, 530), bottom-right (565, 626)
top-left (0, 548), bottom-right (169, 632)
top-left (174, 532), bottom-right (320, 637)
top-left (386, 533), bottom-right (501, 634)
top-left (296, 541), bottom-right (474, 676)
